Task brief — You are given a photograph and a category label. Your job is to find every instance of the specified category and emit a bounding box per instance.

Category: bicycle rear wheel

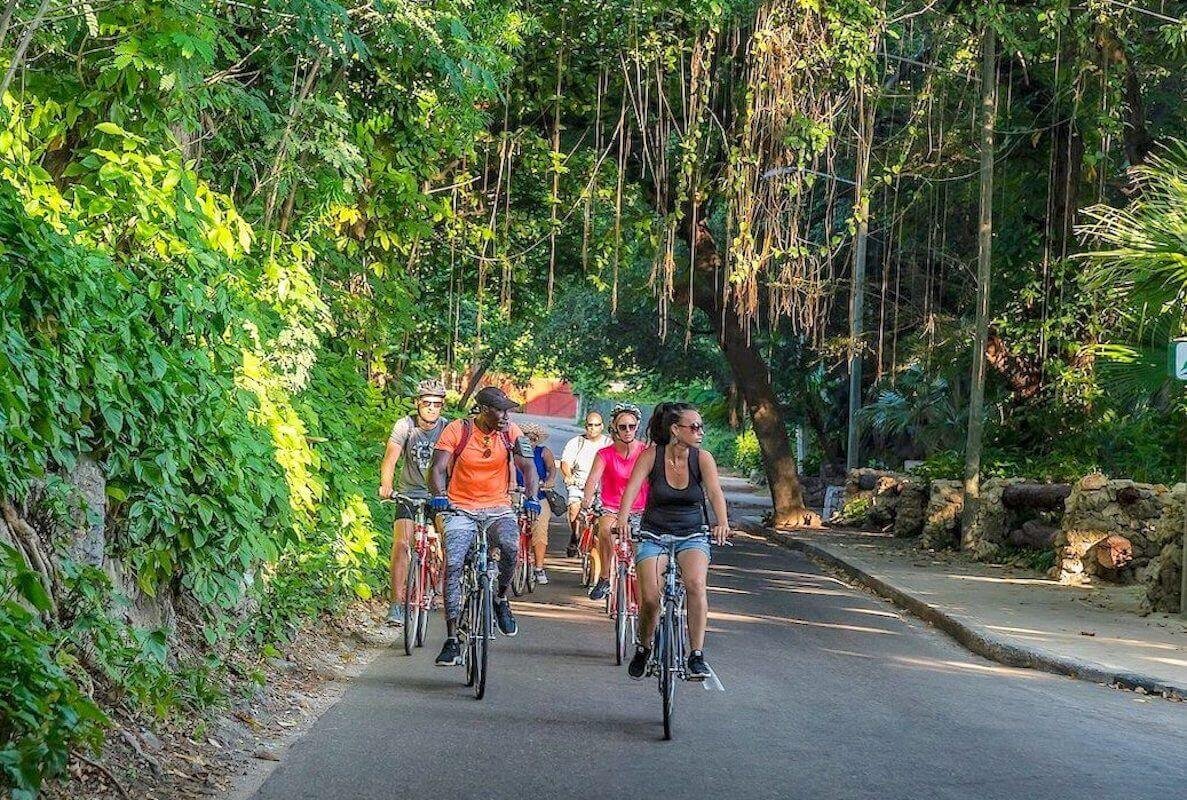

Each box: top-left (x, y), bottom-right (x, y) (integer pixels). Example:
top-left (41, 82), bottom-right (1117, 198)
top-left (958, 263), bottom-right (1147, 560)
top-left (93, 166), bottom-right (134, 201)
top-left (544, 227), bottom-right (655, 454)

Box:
top-left (416, 558), bottom-right (431, 648)
top-left (474, 573), bottom-right (491, 700)
top-left (403, 551), bottom-right (420, 656)
top-left (511, 551), bottom-right (526, 596)
top-left (661, 605), bottom-right (677, 740)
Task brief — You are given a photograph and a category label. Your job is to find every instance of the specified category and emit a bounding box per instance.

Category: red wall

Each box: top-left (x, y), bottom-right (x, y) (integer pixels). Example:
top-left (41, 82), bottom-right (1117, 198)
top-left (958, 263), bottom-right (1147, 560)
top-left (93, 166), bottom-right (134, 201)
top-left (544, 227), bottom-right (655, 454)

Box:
top-left (484, 376), bottom-right (578, 419)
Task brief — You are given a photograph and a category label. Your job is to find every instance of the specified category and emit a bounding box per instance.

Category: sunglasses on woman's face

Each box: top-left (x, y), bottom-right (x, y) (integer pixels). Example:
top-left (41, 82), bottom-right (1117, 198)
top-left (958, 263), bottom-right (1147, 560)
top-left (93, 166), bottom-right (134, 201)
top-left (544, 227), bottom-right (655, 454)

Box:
top-left (419, 400), bottom-right (443, 408)
top-left (616, 423), bottom-right (638, 432)
top-left (677, 422), bottom-right (705, 433)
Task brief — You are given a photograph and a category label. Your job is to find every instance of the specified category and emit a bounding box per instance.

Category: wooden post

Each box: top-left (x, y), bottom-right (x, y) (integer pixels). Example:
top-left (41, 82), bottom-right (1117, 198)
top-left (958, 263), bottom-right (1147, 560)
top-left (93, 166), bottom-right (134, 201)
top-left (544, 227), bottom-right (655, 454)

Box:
top-left (962, 26), bottom-right (997, 540)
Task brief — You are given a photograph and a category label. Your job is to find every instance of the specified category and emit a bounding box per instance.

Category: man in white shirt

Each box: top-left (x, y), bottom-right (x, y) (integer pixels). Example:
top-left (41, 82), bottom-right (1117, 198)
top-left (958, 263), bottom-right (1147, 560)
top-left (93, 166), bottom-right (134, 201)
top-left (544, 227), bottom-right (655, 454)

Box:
top-left (559, 411), bottom-right (612, 556)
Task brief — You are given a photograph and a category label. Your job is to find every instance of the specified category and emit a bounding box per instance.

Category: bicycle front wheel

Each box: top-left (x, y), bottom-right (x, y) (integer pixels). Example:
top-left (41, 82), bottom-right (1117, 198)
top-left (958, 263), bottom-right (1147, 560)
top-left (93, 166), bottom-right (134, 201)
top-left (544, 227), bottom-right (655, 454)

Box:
top-left (614, 567), bottom-right (628, 665)
top-left (661, 605), bottom-right (677, 740)
top-left (463, 591), bottom-right (477, 687)
top-left (403, 551), bottom-right (420, 656)
top-left (511, 551), bottom-right (526, 596)
top-left (474, 573), bottom-right (491, 700)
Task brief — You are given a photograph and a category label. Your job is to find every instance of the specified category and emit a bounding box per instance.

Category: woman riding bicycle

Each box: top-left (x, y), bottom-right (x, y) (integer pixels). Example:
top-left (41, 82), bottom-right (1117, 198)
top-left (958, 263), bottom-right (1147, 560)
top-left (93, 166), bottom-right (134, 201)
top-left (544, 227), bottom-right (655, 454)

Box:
top-left (582, 402), bottom-right (648, 601)
top-left (616, 402), bottom-right (730, 680)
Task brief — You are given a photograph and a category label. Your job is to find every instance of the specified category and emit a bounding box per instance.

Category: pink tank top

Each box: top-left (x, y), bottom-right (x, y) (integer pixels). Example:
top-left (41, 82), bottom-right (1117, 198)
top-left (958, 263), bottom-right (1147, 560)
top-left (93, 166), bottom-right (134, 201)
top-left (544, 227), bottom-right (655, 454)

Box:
top-left (598, 442), bottom-right (648, 513)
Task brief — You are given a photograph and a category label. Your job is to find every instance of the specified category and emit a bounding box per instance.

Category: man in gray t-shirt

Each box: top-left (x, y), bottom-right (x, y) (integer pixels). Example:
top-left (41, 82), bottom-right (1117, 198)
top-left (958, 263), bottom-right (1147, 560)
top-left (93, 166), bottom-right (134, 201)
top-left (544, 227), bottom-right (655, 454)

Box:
top-left (379, 379), bottom-right (448, 626)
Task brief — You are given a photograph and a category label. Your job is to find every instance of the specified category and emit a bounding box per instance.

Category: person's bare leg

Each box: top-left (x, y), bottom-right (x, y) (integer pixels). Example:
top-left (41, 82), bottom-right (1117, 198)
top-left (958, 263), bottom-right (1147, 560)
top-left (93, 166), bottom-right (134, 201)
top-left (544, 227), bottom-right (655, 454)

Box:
top-left (635, 556), bottom-right (665, 645)
top-left (390, 518), bottom-right (412, 602)
top-left (677, 549), bottom-right (710, 651)
top-left (596, 515), bottom-right (614, 581)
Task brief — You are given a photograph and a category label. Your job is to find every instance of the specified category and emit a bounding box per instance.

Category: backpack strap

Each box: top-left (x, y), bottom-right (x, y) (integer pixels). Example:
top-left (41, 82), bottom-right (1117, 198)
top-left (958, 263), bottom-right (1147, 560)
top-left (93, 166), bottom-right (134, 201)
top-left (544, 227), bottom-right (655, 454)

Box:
top-left (688, 446), bottom-right (711, 526)
top-left (446, 419), bottom-right (473, 488)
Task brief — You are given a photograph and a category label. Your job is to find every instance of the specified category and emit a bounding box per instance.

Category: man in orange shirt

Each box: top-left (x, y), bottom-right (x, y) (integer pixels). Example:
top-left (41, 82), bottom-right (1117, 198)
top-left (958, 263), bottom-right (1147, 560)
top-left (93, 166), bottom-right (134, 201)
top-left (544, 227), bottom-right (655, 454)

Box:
top-left (428, 387), bottom-right (540, 667)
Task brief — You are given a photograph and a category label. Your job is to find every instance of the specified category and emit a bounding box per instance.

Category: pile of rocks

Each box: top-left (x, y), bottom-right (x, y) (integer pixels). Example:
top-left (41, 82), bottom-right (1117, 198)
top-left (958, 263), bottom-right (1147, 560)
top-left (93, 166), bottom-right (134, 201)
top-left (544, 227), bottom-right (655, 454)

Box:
top-left (836, 469), bottom-right (911, 530)
top-left (921, 480), bottom-right (963, 549)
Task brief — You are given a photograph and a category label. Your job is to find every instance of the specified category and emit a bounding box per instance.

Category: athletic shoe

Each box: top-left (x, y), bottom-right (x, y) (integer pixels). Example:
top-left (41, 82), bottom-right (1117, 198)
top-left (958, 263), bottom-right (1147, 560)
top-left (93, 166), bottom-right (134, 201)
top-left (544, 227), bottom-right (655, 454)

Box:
top-left (494, 598), bottom-right (518, 637)
top-left (588, 578), bottom-right (610, 601)
top-left (566, 542), bottom-right (579, 558)
top-left (534, 569), bottom-right (549, 585)
top-left (434, 638), bottom-right (462, 666)
top-left (627, 644), bottom-right (651, 680)
top-left (687, 650), bottom-right (711, 680)
top-left (385, 603), bottom-right (404, 627)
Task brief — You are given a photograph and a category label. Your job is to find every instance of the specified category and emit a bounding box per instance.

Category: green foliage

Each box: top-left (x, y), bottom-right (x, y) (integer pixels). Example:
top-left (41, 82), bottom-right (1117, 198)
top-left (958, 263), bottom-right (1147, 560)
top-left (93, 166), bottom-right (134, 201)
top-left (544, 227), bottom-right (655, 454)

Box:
top-left (0, 547), bottom-right (106, 798)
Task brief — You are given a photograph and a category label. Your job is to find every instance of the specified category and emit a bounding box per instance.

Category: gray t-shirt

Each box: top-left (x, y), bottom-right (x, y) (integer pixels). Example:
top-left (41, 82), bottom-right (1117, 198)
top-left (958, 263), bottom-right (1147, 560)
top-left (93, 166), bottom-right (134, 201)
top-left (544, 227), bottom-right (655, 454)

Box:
top-left (389, 416), bottom-right (447, 497)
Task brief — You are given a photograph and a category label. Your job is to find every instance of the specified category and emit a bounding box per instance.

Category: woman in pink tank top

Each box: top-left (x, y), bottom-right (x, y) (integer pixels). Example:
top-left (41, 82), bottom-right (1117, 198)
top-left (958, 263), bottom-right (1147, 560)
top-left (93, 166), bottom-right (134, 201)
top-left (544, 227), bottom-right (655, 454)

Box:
top-left (580, 403), bottom-right (648, 601)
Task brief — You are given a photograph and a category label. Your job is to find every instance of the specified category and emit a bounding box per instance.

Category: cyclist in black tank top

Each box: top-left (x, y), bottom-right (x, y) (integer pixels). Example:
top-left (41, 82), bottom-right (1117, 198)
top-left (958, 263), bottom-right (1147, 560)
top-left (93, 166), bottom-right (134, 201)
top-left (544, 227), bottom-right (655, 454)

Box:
top-left (641, 444), bottom-right (707, 535)
top-left (616, 403), bottom-right (731, 681)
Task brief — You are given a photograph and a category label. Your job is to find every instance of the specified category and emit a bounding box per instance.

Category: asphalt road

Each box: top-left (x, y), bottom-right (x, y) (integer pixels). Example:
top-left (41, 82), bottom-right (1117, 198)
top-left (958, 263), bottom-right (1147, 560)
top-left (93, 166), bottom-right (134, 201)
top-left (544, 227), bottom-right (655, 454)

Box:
top-left (246, 517), bottom-right (1187, 800)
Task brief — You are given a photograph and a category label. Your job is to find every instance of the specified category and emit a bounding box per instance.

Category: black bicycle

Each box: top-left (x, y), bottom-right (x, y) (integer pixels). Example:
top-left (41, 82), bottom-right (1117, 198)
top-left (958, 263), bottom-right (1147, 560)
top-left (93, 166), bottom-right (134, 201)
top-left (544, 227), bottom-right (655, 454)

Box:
top-left (634, 526), bottom-right (724, 740)
top-left (451, 507), bottom-right (505, 700)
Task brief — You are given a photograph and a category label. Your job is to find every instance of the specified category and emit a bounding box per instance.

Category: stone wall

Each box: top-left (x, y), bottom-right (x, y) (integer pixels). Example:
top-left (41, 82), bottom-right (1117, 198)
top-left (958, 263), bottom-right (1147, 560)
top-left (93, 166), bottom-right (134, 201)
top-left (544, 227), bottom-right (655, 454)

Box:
top-left (838, 469), bottom-right (910, 530)
top-left (1055, 474), bottom-right (1185, 611)
top-left (921, 480), bottom-right (963, 550)
top-left (960, 478), bottom-right (1024, 560)
top-left (893, 478), bottom-right (929, 538)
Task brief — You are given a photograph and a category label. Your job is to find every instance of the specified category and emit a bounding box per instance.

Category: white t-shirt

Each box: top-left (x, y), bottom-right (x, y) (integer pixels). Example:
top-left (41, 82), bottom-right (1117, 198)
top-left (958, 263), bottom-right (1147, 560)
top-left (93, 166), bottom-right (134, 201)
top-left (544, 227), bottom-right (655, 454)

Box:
top-left (560, 433), bottom-right (612, 491)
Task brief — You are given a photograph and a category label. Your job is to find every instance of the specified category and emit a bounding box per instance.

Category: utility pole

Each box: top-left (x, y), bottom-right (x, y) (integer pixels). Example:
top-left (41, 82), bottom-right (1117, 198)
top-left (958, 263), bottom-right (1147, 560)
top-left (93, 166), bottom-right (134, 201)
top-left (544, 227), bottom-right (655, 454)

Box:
top-left (846, 85), bottom-right (876, 472)
top-left (961, 25), bottom-right (998, 540)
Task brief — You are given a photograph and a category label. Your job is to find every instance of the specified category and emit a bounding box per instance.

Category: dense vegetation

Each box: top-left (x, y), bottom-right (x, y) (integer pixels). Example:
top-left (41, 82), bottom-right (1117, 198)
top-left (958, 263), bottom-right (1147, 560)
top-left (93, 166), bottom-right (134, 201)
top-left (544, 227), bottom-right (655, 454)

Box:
top-left (4, 0), bottom-right (1187, 795)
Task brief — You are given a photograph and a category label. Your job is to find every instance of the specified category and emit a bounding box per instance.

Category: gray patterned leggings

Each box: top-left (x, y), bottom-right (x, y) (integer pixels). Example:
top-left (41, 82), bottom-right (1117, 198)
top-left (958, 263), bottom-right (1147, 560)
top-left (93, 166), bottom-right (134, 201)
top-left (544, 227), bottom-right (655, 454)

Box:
top-left (442, 507), bottom-right (519, 622)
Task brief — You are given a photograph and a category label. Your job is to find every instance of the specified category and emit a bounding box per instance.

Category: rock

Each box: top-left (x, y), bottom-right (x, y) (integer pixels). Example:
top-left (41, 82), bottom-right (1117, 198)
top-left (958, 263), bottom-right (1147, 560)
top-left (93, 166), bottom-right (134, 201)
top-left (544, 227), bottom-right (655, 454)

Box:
top-left (1080, 473), bottom-right (1108, 491)
top-left (252, 747), bottom-right (282, 762)
top-left (921, 480), bottom-right (963, 550)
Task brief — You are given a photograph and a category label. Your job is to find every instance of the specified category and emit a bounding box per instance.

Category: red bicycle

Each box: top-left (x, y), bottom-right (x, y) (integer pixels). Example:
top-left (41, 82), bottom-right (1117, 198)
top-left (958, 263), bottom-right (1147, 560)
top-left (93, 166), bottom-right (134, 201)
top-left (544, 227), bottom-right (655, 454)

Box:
top-left (607, 518), bottom-right (639, 665)
top-left (575, 500), bottom-right (602, 587)
top-left (394, 494), bottom-right (442, 656)
top-left (510, 492), bottom-right (537, 596)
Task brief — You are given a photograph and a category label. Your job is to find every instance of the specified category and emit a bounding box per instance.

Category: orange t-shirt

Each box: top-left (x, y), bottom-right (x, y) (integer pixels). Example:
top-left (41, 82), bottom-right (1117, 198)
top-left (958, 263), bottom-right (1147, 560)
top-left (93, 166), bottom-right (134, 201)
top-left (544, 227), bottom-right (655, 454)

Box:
top-left (435, 420), bottom-right (525, 510)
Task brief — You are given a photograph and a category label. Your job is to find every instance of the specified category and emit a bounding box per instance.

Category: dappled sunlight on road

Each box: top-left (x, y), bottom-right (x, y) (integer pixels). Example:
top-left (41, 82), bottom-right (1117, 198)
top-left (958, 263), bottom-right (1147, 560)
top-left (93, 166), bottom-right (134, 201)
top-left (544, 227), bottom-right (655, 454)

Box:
top-left (887, 655), bottom-right (1047, 680)
top-left (707, 609), bottom-right (900, 635)
top-left (947, 573), bottom-right (1063, 587)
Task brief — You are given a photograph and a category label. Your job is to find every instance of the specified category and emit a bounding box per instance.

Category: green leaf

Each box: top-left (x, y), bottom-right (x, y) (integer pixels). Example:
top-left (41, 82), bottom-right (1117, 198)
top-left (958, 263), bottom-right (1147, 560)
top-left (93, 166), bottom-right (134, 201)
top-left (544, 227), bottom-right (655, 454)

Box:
top-left (95, 122), bottom-right (126, 137)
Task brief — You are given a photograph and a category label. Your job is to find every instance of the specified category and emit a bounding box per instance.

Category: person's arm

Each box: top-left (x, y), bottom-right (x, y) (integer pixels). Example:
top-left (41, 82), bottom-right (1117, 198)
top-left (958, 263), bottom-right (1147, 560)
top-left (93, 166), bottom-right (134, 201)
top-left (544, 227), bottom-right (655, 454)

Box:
top-left (582, 452), bottom-right (606, 509)
top-left (379, 439), bottom-right (403, 499)
top-left (616, 447), bottom-right (654, 534)
top-left (699, 449), bottom-right (731, 545)
top-left (559, 439), bottom-right (575, 484)
top-left (428, 449), bottom-right (451, 500)
top-left (541, 447), bottom-right (557, 489)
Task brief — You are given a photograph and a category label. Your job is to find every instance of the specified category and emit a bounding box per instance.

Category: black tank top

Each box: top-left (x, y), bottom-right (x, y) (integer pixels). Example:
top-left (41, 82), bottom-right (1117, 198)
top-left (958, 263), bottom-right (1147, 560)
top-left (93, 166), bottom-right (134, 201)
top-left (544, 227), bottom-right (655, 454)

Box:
top-left (641, 445), bottom-right (707, 535)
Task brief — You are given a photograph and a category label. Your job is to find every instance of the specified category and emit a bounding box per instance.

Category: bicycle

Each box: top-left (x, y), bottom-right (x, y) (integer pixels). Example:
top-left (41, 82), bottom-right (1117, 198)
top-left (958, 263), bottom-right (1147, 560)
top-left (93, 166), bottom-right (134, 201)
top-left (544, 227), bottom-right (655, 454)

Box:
top-left (510, 491), bottom-right (537, 597)
top-left (633, 526), bottom-right (726, 740)
top-left (450, 506), bottom-right (506, 701)
top-left (607, 517), bottom-right (639, 665)
top-left (384, 494), bottom-right (443, 656)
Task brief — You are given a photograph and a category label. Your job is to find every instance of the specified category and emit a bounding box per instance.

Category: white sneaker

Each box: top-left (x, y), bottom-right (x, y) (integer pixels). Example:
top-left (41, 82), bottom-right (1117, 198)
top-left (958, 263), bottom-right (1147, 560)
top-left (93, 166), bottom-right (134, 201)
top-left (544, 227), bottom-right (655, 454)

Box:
top-left (534, 569), bottom-right (549, 585)
top-left (385, 603), bottom-right (404, 626)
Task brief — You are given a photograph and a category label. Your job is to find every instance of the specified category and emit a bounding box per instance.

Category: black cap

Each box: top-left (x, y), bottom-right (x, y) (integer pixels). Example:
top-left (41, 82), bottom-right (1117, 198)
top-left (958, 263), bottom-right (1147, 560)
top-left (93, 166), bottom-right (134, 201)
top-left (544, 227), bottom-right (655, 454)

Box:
top-left (474, 386), bottom-right (521, 412)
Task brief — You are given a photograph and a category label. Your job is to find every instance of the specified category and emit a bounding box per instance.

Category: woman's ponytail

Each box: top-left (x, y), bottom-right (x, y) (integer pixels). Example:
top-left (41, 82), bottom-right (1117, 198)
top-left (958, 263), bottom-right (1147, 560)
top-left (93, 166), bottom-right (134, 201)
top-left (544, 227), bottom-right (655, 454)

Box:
top-left (648, 402), bottom-right (694, 446)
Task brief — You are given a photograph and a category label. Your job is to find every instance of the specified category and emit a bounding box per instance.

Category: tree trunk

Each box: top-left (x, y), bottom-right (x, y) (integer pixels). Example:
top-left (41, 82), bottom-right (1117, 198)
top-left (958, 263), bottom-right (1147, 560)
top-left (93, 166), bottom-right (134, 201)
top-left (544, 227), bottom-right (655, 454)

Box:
top-left (685, 220), bottom-right (815, 528)
top-left (961, 26), bottom-right (997, 542)
top-left (726, 383), bottom-right (744, 431)
top-left (1001, 483), bottom-right (1071, 510)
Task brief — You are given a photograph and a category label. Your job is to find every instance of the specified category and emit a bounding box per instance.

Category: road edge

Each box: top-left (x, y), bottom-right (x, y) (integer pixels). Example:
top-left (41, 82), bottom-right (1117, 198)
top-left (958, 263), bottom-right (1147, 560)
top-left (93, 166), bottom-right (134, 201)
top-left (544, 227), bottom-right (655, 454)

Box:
top-left (746, 523), bottom-right (1187, 701)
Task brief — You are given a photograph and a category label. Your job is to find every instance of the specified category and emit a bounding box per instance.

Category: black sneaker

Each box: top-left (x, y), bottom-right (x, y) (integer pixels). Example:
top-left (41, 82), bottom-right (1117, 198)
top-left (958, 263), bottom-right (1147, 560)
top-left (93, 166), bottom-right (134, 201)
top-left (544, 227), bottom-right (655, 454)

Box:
top-left (687, 650), bottom-right (711, 680)
top-left (494, 598), bottom-right (518, 637)
top-left (627, 644), bottom-right (651, 680)
top-left (435, 638), bottom-right (462, 667)
top-left (588, 578), bottom-right (610, 601)
top-left (566, 541), bottom-right (579, 558)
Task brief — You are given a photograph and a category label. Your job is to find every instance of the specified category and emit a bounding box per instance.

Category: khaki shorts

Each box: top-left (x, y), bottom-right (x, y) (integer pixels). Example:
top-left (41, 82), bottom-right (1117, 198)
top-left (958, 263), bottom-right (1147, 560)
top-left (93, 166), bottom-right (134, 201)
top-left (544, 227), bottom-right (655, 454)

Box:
top-left (531, 501), bottom-right (551, 547)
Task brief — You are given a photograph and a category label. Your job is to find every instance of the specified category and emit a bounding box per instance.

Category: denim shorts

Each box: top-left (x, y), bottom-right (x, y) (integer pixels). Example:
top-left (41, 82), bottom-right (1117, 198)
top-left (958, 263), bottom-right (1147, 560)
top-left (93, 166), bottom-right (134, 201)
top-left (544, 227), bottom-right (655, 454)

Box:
top-left (634, 533), bottom-right (711, 564)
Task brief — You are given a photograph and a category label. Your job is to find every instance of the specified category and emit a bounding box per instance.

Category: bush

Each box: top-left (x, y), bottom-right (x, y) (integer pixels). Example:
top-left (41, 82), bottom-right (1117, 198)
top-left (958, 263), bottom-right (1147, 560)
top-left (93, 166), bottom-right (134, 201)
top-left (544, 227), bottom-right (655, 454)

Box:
top-left (732, 429), bottom-right (762, 473)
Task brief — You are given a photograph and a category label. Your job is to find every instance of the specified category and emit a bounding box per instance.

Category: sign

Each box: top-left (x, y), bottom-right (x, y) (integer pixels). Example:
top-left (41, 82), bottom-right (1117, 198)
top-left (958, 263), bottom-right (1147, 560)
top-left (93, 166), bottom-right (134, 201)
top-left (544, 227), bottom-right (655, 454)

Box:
top-left (1170, 338), bottom-right (1187, 380)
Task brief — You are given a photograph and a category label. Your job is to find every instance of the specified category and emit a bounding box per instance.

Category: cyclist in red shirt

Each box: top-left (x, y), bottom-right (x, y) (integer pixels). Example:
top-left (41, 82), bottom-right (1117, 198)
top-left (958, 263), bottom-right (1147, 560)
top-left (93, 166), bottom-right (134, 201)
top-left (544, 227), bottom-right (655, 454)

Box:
top-left (427, 387), bottom-right (540, 667)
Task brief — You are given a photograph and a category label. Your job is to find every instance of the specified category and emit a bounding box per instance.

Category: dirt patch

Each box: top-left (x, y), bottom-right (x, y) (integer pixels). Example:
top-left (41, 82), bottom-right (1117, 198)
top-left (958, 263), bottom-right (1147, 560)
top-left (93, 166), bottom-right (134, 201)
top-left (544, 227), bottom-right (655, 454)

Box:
top-left (41, 603), bottom-right (397, 800)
